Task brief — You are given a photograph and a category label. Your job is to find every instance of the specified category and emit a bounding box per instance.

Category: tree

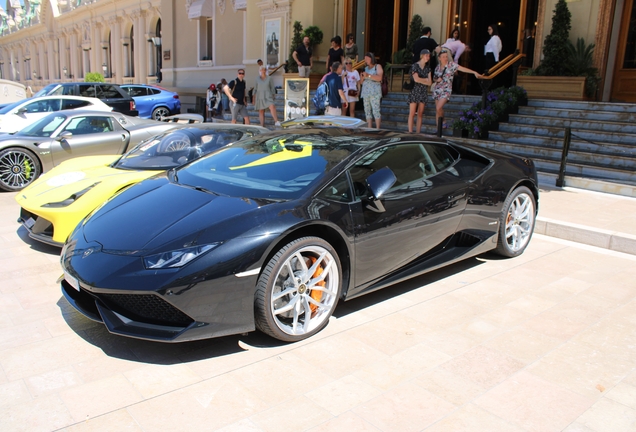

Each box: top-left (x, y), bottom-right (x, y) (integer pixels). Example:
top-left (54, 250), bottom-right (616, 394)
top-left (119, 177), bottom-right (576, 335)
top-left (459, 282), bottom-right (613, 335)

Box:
top-left (287, 21), bottom-right (304, 73)
top-left (536, 0), bottom-right (571, 76)
top-left (84, 72), bottom-right (105, 82)
top-left (406, 14), bottom-right (423, 58)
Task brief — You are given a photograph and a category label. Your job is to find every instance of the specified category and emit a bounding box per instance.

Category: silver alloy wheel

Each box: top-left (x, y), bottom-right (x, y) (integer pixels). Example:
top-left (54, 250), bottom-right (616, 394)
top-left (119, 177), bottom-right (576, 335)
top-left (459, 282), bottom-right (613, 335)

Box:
top-left (152, 107), bottom-right (170, 120)
top-left (0, 148), bottom-right (40, 191)
top-left (504, 192), bottom-right (535, 252)
top-left (270, 245), bottom-right (340, 336)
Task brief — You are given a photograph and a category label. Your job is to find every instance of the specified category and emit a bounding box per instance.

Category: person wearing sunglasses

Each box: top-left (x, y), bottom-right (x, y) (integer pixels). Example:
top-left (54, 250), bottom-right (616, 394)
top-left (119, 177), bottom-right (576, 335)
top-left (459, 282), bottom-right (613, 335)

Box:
top-left (224, 69), bottom-right (251, 124)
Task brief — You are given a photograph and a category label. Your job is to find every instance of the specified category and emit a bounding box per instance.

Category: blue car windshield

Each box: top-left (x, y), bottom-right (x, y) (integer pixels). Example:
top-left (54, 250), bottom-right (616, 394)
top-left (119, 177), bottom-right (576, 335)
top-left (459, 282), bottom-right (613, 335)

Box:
top-left (15, 114), bottom-right (67, 137)
top-left (175, 133), bottom-right (370, 200)
top-left (115, 128), bottom-right (246, 170)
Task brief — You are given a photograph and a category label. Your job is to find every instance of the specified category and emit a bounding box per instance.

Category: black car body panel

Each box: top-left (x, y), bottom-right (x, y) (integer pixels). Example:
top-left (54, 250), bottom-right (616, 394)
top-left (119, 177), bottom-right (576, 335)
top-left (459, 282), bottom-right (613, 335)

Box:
top-left (61, 128), bottom-right (538, 342)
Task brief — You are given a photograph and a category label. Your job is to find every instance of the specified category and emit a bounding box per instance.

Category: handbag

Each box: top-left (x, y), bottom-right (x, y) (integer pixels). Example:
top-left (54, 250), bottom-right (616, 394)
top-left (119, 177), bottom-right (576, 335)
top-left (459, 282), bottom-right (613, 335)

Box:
top-left (348, 89), bottom-right (358, 97)
top-left (403, 79), bottom-right (415, 91)
top-left (381, 73), bottom-right (389, 97)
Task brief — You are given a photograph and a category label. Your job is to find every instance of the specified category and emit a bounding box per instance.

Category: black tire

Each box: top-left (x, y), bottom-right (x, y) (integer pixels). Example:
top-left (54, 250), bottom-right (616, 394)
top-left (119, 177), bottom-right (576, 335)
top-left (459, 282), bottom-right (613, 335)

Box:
top-left (152, 107), bottom-right (170, 120)
top-left (494, 186), bottom-right (536, 257)
top-left (254, 236), bottom-right (342, 342)
top-left (0, 147), bottom-right (42, 192)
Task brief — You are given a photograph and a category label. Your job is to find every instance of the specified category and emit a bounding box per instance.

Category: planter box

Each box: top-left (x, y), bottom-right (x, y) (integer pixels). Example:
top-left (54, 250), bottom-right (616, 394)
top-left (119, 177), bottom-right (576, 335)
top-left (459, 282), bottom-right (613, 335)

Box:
top-left (517, 76), bottom-right (586, 100)
top-left (452, 128), bottom-right (468, 138)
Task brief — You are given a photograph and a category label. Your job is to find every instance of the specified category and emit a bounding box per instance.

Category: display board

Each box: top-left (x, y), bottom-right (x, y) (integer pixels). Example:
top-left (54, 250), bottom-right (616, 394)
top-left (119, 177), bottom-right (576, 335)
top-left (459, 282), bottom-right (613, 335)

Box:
top-left (283, 77), bottom-right (310, 121)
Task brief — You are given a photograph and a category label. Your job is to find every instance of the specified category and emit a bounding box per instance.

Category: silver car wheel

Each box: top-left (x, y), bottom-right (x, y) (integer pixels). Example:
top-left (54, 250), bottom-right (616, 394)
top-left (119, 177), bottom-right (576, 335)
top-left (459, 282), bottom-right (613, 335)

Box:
top-left (152, 107), bottom-right (170, 120)
top-left (271, 245), bottom-right (340, 336)
top-left (504, 192), bottom-right (534, 252)
top-left (0, 148), bottom-right (42, 192)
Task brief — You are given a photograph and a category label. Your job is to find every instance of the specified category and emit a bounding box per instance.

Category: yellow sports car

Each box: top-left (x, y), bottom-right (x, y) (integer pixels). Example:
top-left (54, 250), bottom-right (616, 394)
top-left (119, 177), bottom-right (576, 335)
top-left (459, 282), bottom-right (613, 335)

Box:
top-left (16, 123), bottom-right (267, 246)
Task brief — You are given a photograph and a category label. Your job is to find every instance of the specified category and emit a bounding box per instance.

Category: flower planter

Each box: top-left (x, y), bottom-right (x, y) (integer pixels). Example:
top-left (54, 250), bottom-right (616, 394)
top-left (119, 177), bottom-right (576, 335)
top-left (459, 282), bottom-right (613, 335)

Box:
top-left (469, 131), bottom-right (489, 140)
top-left (517, 76), bottom-right (586, 100)
top-left (452, 128), bottom-right (468, 138)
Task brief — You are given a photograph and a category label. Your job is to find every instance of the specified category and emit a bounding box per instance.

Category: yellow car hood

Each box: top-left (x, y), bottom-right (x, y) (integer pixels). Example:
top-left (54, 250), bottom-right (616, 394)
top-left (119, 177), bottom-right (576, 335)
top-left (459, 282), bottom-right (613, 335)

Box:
top-left (16, 155), bottom-right (161, 244)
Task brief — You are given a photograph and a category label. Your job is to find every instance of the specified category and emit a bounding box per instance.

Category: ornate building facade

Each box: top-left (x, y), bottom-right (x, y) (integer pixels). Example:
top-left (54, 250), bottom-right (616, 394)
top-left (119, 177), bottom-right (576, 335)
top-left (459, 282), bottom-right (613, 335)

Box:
top-left (0, 0), bottom-right (633, 103)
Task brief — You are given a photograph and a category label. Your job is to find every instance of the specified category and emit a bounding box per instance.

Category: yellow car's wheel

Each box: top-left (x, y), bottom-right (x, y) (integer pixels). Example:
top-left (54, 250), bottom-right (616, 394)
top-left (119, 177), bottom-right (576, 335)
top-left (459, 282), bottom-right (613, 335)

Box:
top-left (0, 148), bottom-right (42, 192)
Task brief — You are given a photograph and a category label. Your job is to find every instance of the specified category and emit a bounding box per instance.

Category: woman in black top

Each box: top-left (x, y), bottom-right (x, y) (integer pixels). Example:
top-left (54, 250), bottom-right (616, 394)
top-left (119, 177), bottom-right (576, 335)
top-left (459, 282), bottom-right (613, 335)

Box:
top-left (408, 49), bottom-right (432, 134)
top-left (327, 36), bottom-right (344, 71)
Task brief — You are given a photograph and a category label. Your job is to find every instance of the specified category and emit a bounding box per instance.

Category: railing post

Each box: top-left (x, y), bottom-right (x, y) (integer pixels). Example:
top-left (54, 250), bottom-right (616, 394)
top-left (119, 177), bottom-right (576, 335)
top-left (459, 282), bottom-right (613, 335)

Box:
top-left (556, 127), bottom-right (571, 187)
top-left (437, 117), bottom-right (443, 137)
top-left (478, 78), bottom-right (492, 108)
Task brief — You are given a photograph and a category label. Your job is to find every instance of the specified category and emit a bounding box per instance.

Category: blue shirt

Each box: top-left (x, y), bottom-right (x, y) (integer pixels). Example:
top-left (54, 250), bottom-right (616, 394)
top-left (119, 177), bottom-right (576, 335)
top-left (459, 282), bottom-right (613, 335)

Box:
top-left (324, 72), bottom-right (344, 108)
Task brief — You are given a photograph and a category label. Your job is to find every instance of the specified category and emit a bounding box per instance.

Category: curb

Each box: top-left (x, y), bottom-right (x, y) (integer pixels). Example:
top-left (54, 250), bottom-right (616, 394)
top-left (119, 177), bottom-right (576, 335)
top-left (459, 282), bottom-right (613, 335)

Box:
top-left (536, 216), bottom-right (636, 255)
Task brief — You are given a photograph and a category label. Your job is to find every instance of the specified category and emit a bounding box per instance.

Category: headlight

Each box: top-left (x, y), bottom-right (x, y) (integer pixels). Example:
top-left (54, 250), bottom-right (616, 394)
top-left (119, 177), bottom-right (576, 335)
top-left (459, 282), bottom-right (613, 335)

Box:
top-left (143, 244), bottom-right (218, 269)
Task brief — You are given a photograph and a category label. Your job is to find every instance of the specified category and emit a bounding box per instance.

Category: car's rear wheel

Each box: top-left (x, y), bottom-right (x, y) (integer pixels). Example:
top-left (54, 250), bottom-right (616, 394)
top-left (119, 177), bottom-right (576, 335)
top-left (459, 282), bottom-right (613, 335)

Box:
top-left (255, 237), bottom-right (342, 342)
top-left (0, 148), bottom-right (42, 192)
top-left (152, 107), bottom-right (170, 120)
top-left (494, 186), bottom-right (536, 257)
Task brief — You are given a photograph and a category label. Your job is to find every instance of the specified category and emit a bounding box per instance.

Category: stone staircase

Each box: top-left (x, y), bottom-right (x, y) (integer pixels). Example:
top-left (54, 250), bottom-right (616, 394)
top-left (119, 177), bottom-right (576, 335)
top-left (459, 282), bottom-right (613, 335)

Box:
top-left (240, 90), bottom-right (636, 188)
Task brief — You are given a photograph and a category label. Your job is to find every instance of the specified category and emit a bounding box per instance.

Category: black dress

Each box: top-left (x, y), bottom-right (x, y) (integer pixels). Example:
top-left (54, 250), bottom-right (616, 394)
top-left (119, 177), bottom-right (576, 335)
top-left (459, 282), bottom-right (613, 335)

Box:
top-left (407, 62), bottom-right (430, 104)
top-left (327, 48), bottom-right (344, 70)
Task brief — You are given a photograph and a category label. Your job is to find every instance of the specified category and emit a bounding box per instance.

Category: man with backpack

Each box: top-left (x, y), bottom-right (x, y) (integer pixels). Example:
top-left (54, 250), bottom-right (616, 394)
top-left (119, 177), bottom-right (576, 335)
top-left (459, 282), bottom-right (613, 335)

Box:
top-left (321, 62), bottom-right (348, 116)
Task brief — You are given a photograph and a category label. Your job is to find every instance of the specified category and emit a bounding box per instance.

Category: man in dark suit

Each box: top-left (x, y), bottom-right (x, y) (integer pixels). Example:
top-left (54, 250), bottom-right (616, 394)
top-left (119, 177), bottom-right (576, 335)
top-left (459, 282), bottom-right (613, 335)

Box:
top-left (412, 26), bottom-right (439, 70)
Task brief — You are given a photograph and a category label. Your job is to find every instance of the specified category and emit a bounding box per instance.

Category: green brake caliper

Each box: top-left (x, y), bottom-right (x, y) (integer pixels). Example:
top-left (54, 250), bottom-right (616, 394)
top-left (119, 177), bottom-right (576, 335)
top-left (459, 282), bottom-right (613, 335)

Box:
top-left (23, 159), bottom-right (32, 180)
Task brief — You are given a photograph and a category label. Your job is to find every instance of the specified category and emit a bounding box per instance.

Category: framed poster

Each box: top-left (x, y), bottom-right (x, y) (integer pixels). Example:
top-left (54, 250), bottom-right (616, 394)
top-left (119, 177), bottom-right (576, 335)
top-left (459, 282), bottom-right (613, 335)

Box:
top-left (264, 18), bottom-right (281, 67)
top-left (284, 78), bottom-right (310, 121)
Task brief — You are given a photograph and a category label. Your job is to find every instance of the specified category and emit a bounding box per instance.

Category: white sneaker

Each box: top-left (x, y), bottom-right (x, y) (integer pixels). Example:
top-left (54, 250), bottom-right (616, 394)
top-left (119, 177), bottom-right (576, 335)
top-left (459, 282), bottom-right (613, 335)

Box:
top-left (274, 121), bottom-right (281, 127)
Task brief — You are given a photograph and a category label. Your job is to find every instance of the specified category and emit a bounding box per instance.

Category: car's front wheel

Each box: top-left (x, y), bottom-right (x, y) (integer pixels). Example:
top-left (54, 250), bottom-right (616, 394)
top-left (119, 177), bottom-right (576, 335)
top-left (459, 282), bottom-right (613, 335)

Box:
top-left (494, 186), bottom-right (536, 257)
top-left (255, 237), bottom-right (342, 342)
top-left (152, 107), bottom-right (170, 120)
top-left (0, 148), bottom-right (42, 192)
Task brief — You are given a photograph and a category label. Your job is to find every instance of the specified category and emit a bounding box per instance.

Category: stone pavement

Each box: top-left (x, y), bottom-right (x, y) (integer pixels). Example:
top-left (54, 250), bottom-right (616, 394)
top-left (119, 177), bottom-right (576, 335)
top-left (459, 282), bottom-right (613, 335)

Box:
top-left (0, 183), bottom-right (635, 432)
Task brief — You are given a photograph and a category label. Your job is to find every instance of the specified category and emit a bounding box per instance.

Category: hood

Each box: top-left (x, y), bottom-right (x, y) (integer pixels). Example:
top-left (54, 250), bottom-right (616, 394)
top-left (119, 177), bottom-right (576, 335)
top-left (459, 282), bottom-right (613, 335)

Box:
top-left (82, 178), bottom-right (284, 252)
top-left (16, 155), bottom-right (157, 208)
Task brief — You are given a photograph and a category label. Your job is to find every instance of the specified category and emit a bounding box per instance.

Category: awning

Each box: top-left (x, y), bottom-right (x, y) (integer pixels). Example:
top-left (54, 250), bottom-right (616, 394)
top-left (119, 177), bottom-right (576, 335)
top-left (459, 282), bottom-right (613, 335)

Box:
top-left (188, 0), bottom-right (214, 19)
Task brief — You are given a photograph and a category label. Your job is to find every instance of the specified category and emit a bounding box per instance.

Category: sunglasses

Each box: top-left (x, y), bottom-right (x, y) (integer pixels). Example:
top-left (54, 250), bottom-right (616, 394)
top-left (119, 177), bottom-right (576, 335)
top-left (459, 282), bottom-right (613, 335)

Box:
top-left (345, 62), bottom-right (352, 65)
top-left (238, 72), bottom-right (245, 75)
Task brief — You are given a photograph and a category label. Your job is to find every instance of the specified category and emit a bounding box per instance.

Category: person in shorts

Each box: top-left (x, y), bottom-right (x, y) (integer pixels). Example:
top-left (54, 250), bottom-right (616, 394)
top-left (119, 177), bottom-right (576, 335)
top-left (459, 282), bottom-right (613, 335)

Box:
top-left (224, 69), bottom-right (251, 124)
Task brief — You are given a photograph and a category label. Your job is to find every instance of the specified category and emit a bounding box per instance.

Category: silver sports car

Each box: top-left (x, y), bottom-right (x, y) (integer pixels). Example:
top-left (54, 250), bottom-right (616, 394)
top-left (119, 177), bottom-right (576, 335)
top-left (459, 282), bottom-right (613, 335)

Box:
top-left (0, 110), bottom-right (197, 192)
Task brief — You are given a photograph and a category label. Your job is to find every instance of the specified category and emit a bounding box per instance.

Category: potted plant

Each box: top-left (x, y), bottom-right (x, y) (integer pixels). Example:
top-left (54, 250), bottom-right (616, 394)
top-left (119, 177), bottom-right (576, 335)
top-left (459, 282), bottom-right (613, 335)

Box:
top-left (517, 0), bottom-right (588, 100)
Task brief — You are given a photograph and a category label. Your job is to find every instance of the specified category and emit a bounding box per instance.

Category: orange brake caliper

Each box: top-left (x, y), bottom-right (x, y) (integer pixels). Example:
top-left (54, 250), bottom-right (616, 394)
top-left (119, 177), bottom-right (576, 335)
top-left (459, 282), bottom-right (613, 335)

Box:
top-left (306, 257), bottom-right (325, 316)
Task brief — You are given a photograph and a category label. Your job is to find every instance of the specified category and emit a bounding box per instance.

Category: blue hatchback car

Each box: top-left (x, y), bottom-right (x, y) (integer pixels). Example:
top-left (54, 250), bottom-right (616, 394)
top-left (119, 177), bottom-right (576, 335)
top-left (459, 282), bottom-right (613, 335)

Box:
top-left (121, 84), bottom-right (181, 120)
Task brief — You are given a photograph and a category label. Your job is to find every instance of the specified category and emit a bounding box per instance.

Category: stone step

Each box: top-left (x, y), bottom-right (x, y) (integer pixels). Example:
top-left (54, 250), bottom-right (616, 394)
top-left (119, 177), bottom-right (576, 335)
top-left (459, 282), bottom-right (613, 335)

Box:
top-left (518, 106), bottom-right (636, 123)
top-left (508, 114), bottom-right (636, 134)
top-left (497, 123), bottom-right (636, 147)
top-left (489, 129), bottom-right (636, 157)
top-left (528, 99), bottom-right (636, 114)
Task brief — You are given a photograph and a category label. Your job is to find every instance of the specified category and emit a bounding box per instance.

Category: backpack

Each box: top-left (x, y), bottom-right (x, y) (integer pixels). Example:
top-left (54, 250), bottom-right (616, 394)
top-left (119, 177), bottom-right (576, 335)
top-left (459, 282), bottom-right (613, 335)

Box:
top-left (312, 80), bottom-right (329, 114)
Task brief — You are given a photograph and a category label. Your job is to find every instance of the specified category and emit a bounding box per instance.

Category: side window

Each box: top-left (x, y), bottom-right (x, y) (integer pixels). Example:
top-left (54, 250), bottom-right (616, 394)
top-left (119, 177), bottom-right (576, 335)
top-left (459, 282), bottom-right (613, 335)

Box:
top-left (127, 86), bottom-right (148, 97)
top-left (49, 86), bottom-right (66, 95)
top-left (23, 101), bottom-right (47, 113)
top-left (78, 85), bottom-right (95, 97)
top-left (63, 116), bottom-right (115, 135)
top-left (349, 143), bottom-right (455, 199)
top-left (62, 100), bottom-right (91, 110)
top-left (101, 85), bottom-right (124, 99)
top-left (149, 88), bottom-right (161, 95)
top-left (317, 172), bottom-right (352, 203)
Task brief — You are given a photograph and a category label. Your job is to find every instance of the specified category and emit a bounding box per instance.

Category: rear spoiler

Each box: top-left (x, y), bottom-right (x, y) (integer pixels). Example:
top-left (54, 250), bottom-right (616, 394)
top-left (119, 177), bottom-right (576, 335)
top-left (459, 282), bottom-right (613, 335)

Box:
top-left (161, 114), bottom-right (204, 124)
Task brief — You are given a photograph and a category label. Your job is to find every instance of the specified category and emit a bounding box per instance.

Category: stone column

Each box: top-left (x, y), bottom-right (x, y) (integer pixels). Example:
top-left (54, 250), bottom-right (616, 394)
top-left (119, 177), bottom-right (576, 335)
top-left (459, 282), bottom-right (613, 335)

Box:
top-left (47, 37), bottom-right (56, 80)
top-left (110, 16), bottom-right (122, 82)
top-left (70, 29), bottom-right (80, 79)
top-left (147, 37), bottom-right (155, 76)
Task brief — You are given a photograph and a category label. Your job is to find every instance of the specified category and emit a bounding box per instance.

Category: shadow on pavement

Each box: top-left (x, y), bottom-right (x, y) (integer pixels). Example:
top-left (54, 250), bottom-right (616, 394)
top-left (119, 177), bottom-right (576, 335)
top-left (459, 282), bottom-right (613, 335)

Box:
top-left (16, 226), bottom-right (61, 255)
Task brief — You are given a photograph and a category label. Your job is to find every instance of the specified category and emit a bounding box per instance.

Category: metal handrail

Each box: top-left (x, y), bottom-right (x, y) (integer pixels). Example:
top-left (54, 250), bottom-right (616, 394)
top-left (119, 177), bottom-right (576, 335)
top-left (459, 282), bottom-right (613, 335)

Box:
top-left (484, 53), bottom-right (516, 76)
top-left (268, 62), bottom-right (287, 76)
top-left (477, 51), bottom-right (526, 107)
top-left (481, 53), bottom-right (525, 80)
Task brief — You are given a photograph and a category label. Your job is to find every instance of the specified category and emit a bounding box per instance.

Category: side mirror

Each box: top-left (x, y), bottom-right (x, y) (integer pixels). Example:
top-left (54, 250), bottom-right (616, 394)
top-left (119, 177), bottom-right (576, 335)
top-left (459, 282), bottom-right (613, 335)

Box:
top-left (366, 167), bottom-right (396, 201)
top-left (55, 131), bottom-right (73, 141)
top-left (16, 107), bottom-right (28, 115)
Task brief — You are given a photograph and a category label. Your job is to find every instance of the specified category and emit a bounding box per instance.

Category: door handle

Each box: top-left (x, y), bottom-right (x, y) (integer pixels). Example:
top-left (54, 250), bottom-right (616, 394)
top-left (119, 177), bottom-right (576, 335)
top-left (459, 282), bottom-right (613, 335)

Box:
top-left (122, 134), bottom-right (126, 141)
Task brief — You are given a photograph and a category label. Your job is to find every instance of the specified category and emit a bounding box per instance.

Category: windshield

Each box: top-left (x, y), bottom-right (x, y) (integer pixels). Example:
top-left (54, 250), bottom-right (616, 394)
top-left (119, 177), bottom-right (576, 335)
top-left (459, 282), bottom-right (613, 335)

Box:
top-left (115, 128), bottom-right (247, 170)
top-left (15, 113), bottom-right (67, 137)
top-left (175, 133), bottom-right (370, 200)
top-left (0, 100), bottom-right (24, 115)
top-left (32, 84), bottom-right (58, 98)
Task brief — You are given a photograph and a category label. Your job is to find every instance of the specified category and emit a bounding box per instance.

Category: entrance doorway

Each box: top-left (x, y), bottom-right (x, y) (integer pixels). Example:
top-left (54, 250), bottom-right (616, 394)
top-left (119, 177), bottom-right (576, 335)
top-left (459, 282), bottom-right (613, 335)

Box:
top-left (611, 0), bottom-right (636, 102)
top-left (345, 0), bottom-right (410, 65)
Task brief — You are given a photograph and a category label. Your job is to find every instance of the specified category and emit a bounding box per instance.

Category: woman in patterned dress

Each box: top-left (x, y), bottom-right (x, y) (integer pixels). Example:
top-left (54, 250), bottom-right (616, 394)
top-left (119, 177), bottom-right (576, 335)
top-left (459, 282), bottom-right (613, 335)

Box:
top-left (407, 49), bottom-right (432, 133)
top-left (432, 48), bottom-right (482, 128)
top-left (360, 52), bottom-right (383, 128)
